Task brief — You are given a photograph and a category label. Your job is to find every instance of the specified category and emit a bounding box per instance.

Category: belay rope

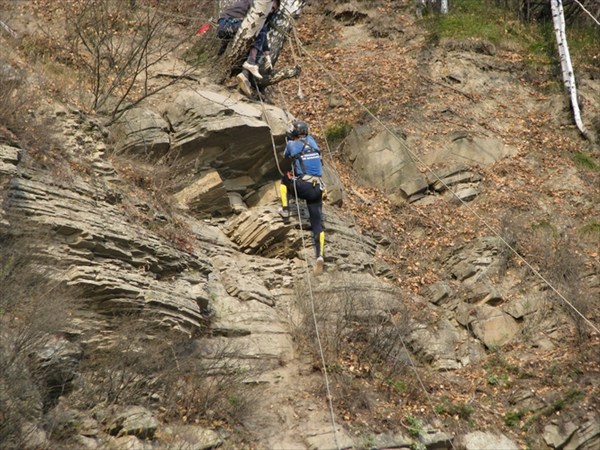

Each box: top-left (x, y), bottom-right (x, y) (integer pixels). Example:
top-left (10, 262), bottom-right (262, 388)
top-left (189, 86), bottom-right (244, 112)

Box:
top-left (282, 16), bottom-right (599, 336)
top-left (247, 11), bottom-right (598, 447)
top-left (253, 78), bottom-right (342, 449)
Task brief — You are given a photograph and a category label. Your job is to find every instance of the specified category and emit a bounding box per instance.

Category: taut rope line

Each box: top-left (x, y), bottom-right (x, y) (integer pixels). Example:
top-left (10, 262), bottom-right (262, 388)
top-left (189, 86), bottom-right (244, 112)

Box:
top-left (254, 78), bottom-right (341, 449)
top-left (285, 22), bottom-right (599, 336)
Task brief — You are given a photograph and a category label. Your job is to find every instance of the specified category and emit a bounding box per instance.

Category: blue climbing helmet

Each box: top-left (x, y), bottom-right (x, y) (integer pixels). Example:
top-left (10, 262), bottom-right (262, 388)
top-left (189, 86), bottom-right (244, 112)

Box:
top-left (289, 120), bottom-right (309, 138)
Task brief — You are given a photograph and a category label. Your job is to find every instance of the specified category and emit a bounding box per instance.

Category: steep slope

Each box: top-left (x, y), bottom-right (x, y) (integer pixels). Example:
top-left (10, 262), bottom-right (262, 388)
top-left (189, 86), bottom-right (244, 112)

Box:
top-left (0, 0), bottom-right (599, 449)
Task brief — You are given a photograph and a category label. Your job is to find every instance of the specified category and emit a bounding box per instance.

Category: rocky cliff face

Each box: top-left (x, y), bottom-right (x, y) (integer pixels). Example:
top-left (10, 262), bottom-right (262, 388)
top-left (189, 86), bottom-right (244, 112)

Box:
top-left (1, 1), bottom-right (599, 449)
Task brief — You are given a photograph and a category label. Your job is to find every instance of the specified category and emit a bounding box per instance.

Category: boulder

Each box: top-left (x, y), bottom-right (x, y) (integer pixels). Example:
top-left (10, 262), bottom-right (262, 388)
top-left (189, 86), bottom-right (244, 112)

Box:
top-left (20, 422), bottom-right (49, 450)
top-left (212, 253), bottom-right (278, 307)
top-left (173, 170), bottom-right (232, 218)
top-left (564, 412), bottom-right (600, 450)
top-left (0, 143), bottom-right (20, 181)
top-left (422, 282), bottom-right (455, 305)
top-left (163, 89), bottom-right (287, 185)
top-left (503, 296), bottom-right (543, 319)
top-left (466, 304), bottom-right (520, 348)
top-left (106, 435), bottom-right (153, 450)
top-left (244, 180), bottom-right (282, 208)
top-left (304, 425), bottom-right (356, 450)
top-left (159, 425), bottom-right (223, 450)
top-left (343, 124), bottom-right (428, 201)
top-left (419, 429), bottom-right (453, 449)
top-left (544, 421), bottom-right (579, 449)
top-left (34, 336), bottom-right (82, 408)
top-left (370, 431), bottom-right (413, 449)
top-left (461, 431), bottom-right (519, 450)
top-left (433, 132), bottom-right (517, 166)
top-left (444, 236), bottom-right (511, 281)
top-left (111, 107), bottom-right (171, 161)
top-left (408, 317), bottom-right (482, 370)
top-left (107, 406), bottom-right (158, 439)
top-left (452, 185), bottom-right (480, 202)
top-left (223, 206), bottom-right (293, 257)
top-left (430, 164), bottom-right (482, 192)
top-left (322, 163), bottom-right (344, 206)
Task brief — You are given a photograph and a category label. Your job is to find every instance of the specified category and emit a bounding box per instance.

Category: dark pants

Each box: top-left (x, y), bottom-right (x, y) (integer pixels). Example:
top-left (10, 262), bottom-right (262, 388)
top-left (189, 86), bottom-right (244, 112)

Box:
top-left (281, 175), bottom-right (324, 256)
top-left (217, 18), bottom-right (269, 58)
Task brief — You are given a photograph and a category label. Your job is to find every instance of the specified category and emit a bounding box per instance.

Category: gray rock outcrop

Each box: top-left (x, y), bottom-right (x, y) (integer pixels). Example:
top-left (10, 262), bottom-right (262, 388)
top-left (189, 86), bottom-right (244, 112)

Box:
top-left (343, 124), bottom-right (428, 202)
top-left (461, 431), bottom-right (519, 450)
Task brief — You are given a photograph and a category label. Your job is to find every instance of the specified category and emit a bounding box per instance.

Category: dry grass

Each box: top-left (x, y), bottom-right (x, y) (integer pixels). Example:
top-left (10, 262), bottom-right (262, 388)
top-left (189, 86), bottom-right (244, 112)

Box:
top-left (522, 223), bottom-right (598, 340)
top-left (292, 273), bottom-right (416, 408)
top-left (0, 230), bottom-right (79, 450)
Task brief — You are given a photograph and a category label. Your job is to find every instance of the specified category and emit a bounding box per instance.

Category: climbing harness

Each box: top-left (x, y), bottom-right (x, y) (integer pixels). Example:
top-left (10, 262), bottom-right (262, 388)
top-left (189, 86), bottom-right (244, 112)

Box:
top-left (243, 13), bottom-right (597, 450)
top-left (290, 138), bottom-right (321, 178)
top-left (285, 21), bottom-right (599, 336)
top-left (252, 76), bottom-right (341, 449)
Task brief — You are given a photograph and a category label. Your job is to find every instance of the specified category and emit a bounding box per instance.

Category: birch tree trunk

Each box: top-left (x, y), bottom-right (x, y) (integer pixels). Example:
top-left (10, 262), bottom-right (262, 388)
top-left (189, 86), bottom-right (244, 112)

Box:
top-left (217, 0), bottom-right (308, 87)
top-left (550, 0), bottom-right (590, 140)
top-left (217, 0), bottom-right (273, 82)
top-left (267, 0), bottom-right (307, 65)
top-left (440, 0), bottom-right (448, 15)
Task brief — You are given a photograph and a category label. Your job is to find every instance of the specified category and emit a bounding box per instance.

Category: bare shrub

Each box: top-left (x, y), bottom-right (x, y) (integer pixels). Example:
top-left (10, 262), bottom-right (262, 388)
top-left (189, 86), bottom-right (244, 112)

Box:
top-left (293, 273), bottom-right (413, 404)
top-left (0, 50), bottom-right (67, 175)
top-left (160, 341), bottom-right (262, 426)
top-left (63, 0), bottom-right (201, 121)
top-left (110, 154), bottom-right (196, 252)
top-left (0, 231), bottom-right (79, 450)
top-left (0, 60), bottom-right (32, 138)
top-left (524, 224), bottom-right (597, 340)
top-left (497, 213), bottom-right (519, 277)
top-left (70, 316), bottom-right (258, 428)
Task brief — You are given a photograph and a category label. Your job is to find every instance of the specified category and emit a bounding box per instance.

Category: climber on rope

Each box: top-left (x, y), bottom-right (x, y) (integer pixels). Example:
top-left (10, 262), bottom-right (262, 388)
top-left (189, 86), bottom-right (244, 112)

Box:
top-left (217, 0), bottom-right (279, 96)
top-left (279, 120), bottom-right (326, 275)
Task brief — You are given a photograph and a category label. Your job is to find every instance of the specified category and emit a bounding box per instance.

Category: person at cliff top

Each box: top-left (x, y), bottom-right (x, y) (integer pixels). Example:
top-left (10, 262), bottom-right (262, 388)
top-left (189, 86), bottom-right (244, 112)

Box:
top-left (279, 120), bottom-right (326, 275)
top-left (217, 0), bottom-right (279, 96)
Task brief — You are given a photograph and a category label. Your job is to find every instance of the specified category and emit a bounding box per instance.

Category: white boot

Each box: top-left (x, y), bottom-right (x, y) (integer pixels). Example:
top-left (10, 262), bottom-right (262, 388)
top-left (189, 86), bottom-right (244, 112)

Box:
top-left (242, 61), bottom-right (263, 80)
top-left (314, 256), bottom-right (324, 276)
top-left (237, 72), bottom-right (253, 96)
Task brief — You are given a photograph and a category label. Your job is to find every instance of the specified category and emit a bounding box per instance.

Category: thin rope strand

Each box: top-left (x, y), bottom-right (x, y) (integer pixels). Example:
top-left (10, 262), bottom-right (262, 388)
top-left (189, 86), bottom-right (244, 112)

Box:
top-left (290, 178), bottom-right (341, 450)
top-left (254, 77), bottom-right (340, 449)
top-left (573, 0), bottom-right (600, 26)
top-left (254, 84), bottom-right (285, 176)
top-left (288, 26), bottom-right (599, 335)
top-left (314, 81), bottom-right (458, 450)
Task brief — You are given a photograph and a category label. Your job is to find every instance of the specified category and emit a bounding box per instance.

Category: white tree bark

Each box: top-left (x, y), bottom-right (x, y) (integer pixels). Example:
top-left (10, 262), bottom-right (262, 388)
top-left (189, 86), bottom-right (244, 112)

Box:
top-left (227, 0), bottom-right (273, 61)
top-left (440, 0), bottom-right (448, 15)
top-left (218, 0), bottom-right (308, 85)
top-left (550, 0), bottom-right (590, 139)
top-left (268, 0), bottom-right (308, 65)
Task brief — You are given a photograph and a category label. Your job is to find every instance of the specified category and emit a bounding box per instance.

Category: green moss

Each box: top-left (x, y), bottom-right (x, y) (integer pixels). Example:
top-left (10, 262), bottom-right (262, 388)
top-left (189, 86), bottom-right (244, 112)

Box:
top-left (573, 152), bottom-right (599, 171)
top-left (531, 220), bottom-right (557, 235)
top-left (581, 221), bottom-right (600, 237)
top-left (434, 397), bottom-right (474, 419)
top-left (386, 378), bottom-right (407, 394)
top-left (405, 415), bottom-right (424, 437)
top-left (325, 122), bottom-right (351, 145)
top-left (504, 410), bottom-right (525, 427)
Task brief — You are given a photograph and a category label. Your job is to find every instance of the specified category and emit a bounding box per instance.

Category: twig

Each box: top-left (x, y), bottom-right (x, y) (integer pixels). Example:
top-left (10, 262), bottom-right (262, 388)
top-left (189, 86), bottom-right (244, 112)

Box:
top-left (0, 20), bottom-right (18, 38)
top-left (153, 73), bottom-right (202, 82)
top-left (351, 188), bottom-right (373, 205)
top-left (421, 75), bottom-right (476, 101)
